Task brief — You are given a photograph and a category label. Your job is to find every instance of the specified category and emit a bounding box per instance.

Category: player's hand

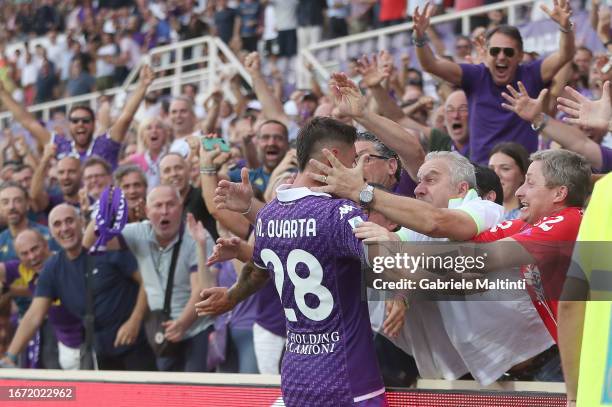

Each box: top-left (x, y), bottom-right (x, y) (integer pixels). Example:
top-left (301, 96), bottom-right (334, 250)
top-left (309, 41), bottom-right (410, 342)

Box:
top-left (383, 299), bottom-right (407, 338)
top-left (196, 287), bottom-right (236, 316)
top-left (557, 81), bottom-right (611, 131)
top-left (353, 221), bottom-right (398, 242)
top-left (328, 72), bottom-right (367, 118)
top-left (541, 0), bottom-right (573, 30)
top-left (114, 317), bottom-right (140, 347)
top-left (162, 319), bottom-right (187, 343)
top-left (207, 237), bottom-right (242, 266)
top-left (214, 167), bottom-right (254, 213)
top-left (501, 81), bottom-right (548, 123)
top-left (308, 148), bottom-right (367, 202)
top-left (413, 2), bottom-right (434, 39)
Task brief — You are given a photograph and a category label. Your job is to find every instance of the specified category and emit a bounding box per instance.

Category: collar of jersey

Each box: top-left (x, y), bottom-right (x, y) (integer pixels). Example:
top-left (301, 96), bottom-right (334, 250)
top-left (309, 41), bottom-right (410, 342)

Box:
top-left (447, 188), bottom-right (480, 209)
top-left (275, 184), bottom-right (331, 202)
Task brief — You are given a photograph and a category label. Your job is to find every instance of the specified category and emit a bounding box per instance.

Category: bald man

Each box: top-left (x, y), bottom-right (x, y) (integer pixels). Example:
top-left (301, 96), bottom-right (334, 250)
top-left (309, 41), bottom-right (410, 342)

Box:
top-left (1, 205), bottom-right (156, 371)
top-left (0, 229), bottom-right (82, 369)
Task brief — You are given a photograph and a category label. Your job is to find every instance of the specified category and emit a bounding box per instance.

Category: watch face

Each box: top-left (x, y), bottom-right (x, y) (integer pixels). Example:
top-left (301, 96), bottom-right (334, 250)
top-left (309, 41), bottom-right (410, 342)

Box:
top-left (360, 189), bottom-right (374, 204)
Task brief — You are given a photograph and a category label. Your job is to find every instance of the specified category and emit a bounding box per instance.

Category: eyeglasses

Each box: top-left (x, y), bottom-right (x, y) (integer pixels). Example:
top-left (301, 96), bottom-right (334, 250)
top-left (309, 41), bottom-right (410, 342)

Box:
top-left (445, 106), bottom-right (469, 114)
top-left (489, 47), bottom-right (516, 58)
top-left (69, 117), bottom-right (93, 124)
top-left (361, 154), bottom-right (390, 164)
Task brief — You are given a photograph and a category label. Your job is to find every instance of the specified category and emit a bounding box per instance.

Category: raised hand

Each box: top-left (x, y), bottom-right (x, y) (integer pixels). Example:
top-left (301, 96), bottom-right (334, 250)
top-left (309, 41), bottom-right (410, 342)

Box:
top-left (501, 81), bottom-right (549, 123)
top-left (328, 72), bottom-right (367, 118)
top-left (557, 81), bottom-right (611, 131)
top-left (597, 6), bottom-right (611, 41)
top-left (206, 236), bottom-right (242, 266)
top-left (214, 167), bottom-right (254, 213)
top-left (199, 142), bottom-right (231, 169)
top-left (139, 64), bottom-right (155, 87)
top-left (186, 212), bottom-right (210, 248)
top-left (356, 53), bottom-right (391, 88)
top-left (413, 2), bottom-right (434, 39)
top-left (244, 52), bottom-right (261, 77)
top-left (541, 0), bottom-right (573, 30)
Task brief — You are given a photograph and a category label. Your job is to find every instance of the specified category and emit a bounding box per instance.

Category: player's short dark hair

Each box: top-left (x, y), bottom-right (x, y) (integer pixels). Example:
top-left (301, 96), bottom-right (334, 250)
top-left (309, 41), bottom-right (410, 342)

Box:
top-left (296, 117), bottom-right (357, 171)
top-left (486, 25), bottom-right (523, 52)
top-left (474, 164), bottom-right (503, 205)
top-left (68, 104), bottom-right (95, 121)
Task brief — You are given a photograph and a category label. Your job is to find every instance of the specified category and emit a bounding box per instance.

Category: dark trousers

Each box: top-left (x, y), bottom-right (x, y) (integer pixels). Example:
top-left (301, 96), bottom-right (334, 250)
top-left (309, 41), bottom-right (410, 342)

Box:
top-left (329, 17), bottom-right (348, 38)
top-left (98, 340), bottom-right (157, 371)
top-left (156, 325), bottom-right (213, 372)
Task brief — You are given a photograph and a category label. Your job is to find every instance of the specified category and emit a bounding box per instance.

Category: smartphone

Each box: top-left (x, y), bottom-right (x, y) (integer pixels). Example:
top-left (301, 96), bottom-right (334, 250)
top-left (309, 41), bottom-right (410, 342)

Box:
top-left (201, 137), bottom-right (231, 152)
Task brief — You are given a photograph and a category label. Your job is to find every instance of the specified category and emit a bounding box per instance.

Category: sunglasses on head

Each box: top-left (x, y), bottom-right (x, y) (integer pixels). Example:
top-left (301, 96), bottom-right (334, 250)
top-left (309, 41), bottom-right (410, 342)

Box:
top-left (489, 47), bottom-right (515, 58)
top-left (69, 117), bottom-right (92, 124)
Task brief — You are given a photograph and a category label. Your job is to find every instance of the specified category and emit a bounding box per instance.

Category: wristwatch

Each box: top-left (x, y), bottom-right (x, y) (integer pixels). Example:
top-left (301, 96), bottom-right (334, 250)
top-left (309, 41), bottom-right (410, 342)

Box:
top-left (531, 114), bottom-right (549, 133)
top-left (359, 184), bottom-right (375, 208)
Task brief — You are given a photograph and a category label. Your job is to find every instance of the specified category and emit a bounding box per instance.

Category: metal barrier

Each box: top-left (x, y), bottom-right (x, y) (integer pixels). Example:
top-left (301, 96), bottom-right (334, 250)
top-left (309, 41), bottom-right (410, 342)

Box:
top-left (0, 36), bottom-right (252, 126)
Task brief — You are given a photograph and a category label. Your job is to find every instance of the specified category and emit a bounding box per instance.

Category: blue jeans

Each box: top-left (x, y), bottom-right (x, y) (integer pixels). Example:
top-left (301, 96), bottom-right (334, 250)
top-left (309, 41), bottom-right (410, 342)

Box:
top-left (219, 326), bottom-right (259, 374)
top-left (156, 325), bottom-right (212, 372)
top-left (533, 352), bottom-right (564, 382)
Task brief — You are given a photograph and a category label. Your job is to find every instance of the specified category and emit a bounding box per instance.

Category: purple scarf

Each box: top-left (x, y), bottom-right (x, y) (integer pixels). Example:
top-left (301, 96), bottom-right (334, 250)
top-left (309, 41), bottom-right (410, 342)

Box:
top-left (90, 186), bottom-right (128, 255)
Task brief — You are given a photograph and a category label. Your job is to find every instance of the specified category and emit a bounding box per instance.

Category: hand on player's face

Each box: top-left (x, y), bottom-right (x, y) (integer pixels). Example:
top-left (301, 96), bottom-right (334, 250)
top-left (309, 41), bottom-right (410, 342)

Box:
top-left (308, 148), bottom-right (367, 202)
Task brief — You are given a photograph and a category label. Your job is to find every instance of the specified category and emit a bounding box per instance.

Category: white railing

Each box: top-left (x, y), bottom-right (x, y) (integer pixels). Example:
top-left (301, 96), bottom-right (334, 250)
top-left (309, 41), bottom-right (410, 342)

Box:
top-left (0, 36), bottom-right (252, 126)
top-left (300, 0), bottom-right (538, 83)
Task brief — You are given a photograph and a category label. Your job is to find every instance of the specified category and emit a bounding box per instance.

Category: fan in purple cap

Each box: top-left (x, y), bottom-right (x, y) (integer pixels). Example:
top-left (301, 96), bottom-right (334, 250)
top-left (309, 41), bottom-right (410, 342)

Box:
top-left (90, 185), bottom-right (128, 254)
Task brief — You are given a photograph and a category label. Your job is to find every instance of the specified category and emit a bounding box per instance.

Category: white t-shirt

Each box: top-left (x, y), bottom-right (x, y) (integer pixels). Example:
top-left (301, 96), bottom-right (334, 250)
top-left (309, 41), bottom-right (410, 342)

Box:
top-left (390, 190), bottom-right (554, 384)
top-left (96, 44), bottom-right (117, 77)
top-left (274, 0), bottom-right (298, 31)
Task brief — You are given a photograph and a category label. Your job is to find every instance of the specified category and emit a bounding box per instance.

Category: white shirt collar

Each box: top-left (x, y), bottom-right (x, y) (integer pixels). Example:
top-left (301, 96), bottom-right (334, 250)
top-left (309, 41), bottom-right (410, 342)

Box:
top-left (275, 184), bottom-right (331, 202)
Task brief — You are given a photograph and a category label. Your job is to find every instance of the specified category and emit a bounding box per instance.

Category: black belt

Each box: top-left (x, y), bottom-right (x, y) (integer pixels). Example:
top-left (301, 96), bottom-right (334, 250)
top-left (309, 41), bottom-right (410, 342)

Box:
top-left (501, 345), bottom-right (559, 381)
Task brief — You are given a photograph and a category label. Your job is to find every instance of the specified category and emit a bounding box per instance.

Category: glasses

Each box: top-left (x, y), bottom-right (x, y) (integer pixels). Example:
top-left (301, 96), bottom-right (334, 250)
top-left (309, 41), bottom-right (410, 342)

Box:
top-left (360, 154), bottom-right (390, 164)
top-left (445, 106), bottom-right (469, 114)
top-left (69, 117), bottom-right (93, 124)
top-left (489, 47), bottom-right (516, 58)
top-left (84, 173), bottom-right (108, 181)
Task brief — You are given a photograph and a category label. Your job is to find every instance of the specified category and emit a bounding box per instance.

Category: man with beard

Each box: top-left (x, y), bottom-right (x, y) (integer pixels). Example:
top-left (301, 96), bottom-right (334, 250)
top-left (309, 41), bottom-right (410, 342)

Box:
top-left (0, 229), bottom-right (82, 370)
top-left (30, 146), bottom-right (82, 214)
top-left (0, 65), bottom-right (155, 170)
top-left (1, 204), bottom-right (156, 370)
top-left (159, 153), bottom-right (219, 241)
top-left (0, 183), bottom-right (58, 262)
top-left (227, 119), bottom-right (290, 196)
top-left (114, 165), bottom-right (148, 223)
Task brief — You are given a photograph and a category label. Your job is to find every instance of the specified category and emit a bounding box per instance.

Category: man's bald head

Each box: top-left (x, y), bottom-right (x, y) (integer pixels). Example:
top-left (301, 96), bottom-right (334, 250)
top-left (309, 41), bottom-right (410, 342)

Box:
top-left (48, 204), bottom-right (83, 253)
top-left (14, 229), bottom-right (50, 271)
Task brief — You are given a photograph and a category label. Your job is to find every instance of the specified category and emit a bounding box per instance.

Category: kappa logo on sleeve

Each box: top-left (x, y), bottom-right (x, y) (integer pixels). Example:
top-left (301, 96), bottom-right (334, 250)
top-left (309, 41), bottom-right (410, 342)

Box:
top-left (339, 204), bottom-right (356, 220)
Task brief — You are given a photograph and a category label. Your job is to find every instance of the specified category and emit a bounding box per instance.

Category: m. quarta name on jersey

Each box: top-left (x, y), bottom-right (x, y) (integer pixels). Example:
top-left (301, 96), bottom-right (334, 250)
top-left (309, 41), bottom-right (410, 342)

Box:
top-left (256, 218), bottom-right (318, 238)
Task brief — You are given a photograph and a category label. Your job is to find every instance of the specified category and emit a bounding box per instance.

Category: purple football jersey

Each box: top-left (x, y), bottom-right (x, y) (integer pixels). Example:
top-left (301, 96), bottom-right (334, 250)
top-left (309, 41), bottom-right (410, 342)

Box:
top-left (253, 186), bottom-right (384, 406)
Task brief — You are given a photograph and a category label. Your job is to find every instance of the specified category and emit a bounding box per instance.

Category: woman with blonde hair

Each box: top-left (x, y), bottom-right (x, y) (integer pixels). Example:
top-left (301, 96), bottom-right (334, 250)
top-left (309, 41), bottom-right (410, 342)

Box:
top-left (124, 117), bottom-right (170, 190)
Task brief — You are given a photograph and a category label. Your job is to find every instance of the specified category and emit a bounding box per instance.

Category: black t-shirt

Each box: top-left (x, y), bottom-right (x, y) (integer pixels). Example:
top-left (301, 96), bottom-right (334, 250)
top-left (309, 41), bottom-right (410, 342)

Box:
top-left (214, 7), bottom-right (238, 43)
top-left (184, 186), bottom-right (219, 241)
top-left (36, 249), bottom-right (141, 357)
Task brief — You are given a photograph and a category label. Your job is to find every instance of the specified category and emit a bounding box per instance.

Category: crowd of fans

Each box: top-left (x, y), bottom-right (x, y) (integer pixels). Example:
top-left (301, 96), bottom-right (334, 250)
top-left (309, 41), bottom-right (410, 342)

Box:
top-left (0, 0), bottom-right (610, 406)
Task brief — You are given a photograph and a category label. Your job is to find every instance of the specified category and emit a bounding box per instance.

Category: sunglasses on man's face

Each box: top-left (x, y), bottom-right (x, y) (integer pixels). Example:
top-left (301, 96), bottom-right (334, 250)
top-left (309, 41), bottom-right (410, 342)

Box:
top-left (69, 117), bottom-right (93, 124)
top-left (489, 47), bottom-right (516, 58)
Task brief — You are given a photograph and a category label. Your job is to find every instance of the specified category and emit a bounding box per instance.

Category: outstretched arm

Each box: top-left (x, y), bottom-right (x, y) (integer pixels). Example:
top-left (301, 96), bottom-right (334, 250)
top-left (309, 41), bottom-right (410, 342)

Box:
top-left (0, 81), bottom-right (50, 149)
top-left (244, 52), bottom-right (289, 125)
top-left (109, 65), bottom-right (155, 143)
top-left (557, 81), bottom-right (612, 132)
top-left (329, 72), bottom-right (425, 180)
top-left (413, 3), bottom-right (462, 86)
top-left (502, 81), bottom-right (605, 170)
top-left (3, 297), bottom-right (52, 364)
top-left (540, 0), bottom-right (575, 83)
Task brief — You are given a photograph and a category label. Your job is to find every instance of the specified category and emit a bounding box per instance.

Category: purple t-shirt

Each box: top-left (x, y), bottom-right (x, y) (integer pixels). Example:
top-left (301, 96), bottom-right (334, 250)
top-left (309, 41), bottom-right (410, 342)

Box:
top-left (601, 145), bottom-right (612, 173)
top-left (253, 186), bottom-right (384, 405)
top-left (393, 169), bottom-right (416, 198)
top-left (4, 260), bottom-right (82, 348)
top-left (53, 132), bottom-right (121, 170)
top-left (460, 61), bottom-right (545, 164)
top-left (215, 261), bottom-right (257, 331)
